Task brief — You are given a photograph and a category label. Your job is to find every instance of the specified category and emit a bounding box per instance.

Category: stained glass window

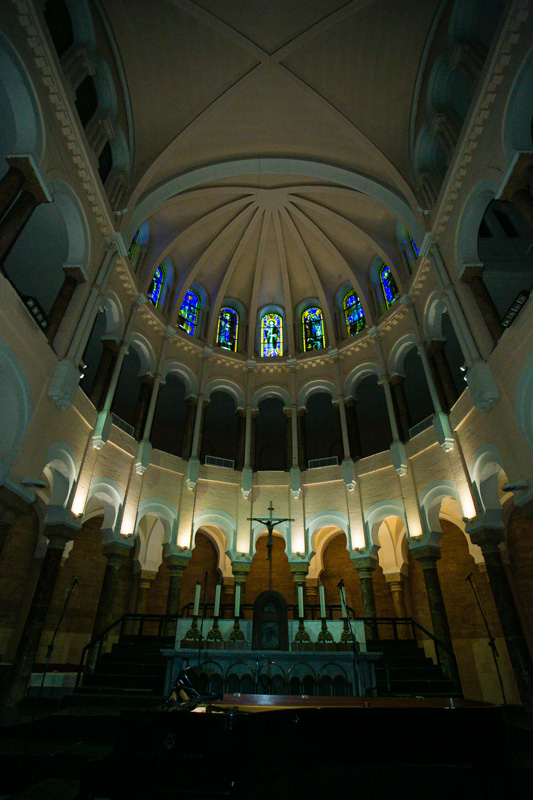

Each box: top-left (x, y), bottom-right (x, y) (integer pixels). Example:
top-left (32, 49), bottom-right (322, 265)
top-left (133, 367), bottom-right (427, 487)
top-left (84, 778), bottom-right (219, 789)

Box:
top-left (302, 307), bottom-right (325, 351)
top-left (261, 313), bottom-right (283, 357)
top-left (380, 264), bottom-right (399, 309)
top-left (178, 290), bottom-right (199, 336)
top-left (216, 307), bottom-right (239, 352)
top-left (128, 229), bottom-right (139, 261)
top-left (343, 291), bottom-right (365, 337)
top-left (409, 235), bottom-right (418, 260)
top-left (149, 265), bottom-right (164, 307)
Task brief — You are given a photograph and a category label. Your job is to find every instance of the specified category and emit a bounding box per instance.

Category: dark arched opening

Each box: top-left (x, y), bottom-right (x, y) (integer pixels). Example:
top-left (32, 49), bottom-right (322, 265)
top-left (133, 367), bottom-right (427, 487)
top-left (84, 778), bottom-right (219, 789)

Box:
top-left (256, 397), bottom-right (286, 470)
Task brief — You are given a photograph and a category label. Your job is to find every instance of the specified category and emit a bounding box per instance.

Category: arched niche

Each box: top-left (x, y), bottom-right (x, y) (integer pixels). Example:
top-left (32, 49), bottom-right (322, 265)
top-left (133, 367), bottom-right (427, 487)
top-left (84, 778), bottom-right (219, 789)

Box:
top-left (0, 35), bottom-right (44, 168)
top-left (200, 390), bottom-right (238, 464)
top-left (151, 370), bottom-right (190, 457)
top-left (255, 396), bottom-right (287, 471)
top-left (304, 391), bottom-right (343, 464)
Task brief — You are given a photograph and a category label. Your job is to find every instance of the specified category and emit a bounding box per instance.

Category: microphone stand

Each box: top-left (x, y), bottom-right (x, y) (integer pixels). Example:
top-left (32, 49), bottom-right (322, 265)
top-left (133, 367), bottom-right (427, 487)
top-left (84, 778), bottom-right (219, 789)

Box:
top-left (38, 575), bottom-right (79, 700)
top-left (338, 580), bottom-right (361, 697)
top-left (466, 572), bottom-right (507, 705)
top-left (197, 571), bottom-right (208, 668)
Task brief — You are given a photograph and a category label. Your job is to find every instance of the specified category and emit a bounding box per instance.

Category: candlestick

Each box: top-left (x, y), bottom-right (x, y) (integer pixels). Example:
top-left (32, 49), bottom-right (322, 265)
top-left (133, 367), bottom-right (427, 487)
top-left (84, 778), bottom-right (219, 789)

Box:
top-left (319, 582), bottom-right (326, 618)
top-left (193, 580), bottom-right (201, 616)
top-left (214, 582), bottom-right (221, 617)
top-left (339, 584), bottom-right (347, 618)
top-left (297, 583), bottom-right (304, 618)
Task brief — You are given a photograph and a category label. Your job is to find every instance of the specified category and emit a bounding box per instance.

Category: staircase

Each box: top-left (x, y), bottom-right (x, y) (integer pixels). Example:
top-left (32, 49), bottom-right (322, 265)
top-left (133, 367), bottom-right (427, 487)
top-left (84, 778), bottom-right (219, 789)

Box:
top-left (367, 638), bottom-right (460, 696)
top-left (72, 634), bottom-right (173, 709)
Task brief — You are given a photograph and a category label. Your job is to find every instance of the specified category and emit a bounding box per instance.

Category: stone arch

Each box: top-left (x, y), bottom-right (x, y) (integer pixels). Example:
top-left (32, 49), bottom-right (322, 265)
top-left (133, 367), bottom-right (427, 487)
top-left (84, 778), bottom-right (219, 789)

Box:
top-left (41, 441), bottom-right (78, 508)
top-left (309, 524), bottom-right (348, 578)
top-left (423, 291), bottom-right (446, 341)
top-left (127, 159), bottom-right (423, 246)
top-left (162, 361), bottom-right (199, 397)
top-left (388, 333), bottom-right (418, 376)
top-left (251, 521), bottom-right (290, 556)
top-left (307, 511), bottom-right (350, 553)
top-left (0, 341), bottom-right (33, 481)
top-left (204, 378), bottom-right (245, 409)
top-left (193, 510), bottom-right (233, 572)
top-left (297, 379), bottom-right (338, 408)
top-left (0, 34), bottom-right (44, 165)
top-left (376, 515), bottom-right (408, 576)
top-left (135, 498), bottom-right (179, 573)
top-left (136, 498), bottom-right (179, 551)
top-left (364, 500), bottom-right (407, 550)
top-left (418, 479), bottom-right (462, 541)
top-left (344, 361), bottom-right (381, 397)
top-left (252, 384), bottom-right (292, 409)
top-left (84, 476), bottom-right (124, 541)
top-left (454, 172), bottom-right (501, 267)
top-left (48, 178), bottom-right (90, 271)
top-left (470, 443), bottom-right (507, 513)
top-left (129, 332), bottom-right (156, 377)
top-left (101, 290), bottom-right (124, 341)
top-left (515, 354), bottom-right (533, 456)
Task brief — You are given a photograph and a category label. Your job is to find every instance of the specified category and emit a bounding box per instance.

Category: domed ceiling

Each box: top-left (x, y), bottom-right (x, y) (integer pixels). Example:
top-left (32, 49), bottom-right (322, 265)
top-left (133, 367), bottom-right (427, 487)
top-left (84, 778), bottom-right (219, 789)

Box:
top-left (102, 0), bottom-right (442, 344)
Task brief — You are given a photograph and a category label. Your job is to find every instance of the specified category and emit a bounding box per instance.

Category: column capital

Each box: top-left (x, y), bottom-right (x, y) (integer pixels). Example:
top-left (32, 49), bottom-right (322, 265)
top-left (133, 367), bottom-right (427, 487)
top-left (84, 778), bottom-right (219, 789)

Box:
top-left (202, 345), bottom-right (213, 360)
top-left (384, 571), bottom-right (406, 586)
top-left (465, 525), bottom-right (504, 555)
top-left (368, 326), bottom-right (380, 341)
top-left (351, 555), bottom-right (377, 576)
top-left (327, 346), bottom-right (339, 361)
top-left (43, 521), bottom-right (79, 550)
top-left (134, 293), bottom-right (147, 307)
top-left (246, 358), bottom-right (256, 372)
top-left (164, 554), bottom-right (190, 574)
top-left (232, 562), bottom-right (251, 583)
top-left (290, 562), bottom-right (309, 582)
top-left (287, 356), bottom-right (297, 370)
top-left (400, 293), bottom-right (414, 309)
top-left (164, 324), bottom-right (176, 339)
top-left (410, 543), bottom-right (442, 568)
top-left (103, 541), bottom-right (132, 568)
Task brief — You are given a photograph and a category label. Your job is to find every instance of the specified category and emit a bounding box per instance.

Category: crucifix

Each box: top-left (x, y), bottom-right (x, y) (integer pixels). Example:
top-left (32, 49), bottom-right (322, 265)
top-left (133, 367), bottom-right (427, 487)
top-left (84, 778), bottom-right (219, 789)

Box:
top-left (248, 501), bottom-right (294, 562)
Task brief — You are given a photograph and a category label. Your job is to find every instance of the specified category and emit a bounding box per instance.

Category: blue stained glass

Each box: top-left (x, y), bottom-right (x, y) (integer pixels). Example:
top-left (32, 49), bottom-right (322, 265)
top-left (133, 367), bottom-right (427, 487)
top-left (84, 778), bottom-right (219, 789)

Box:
top-left (149, 265), bottom-right (164, 307)
top-left (344, 291), bottom-right (365, 336)
top-left (128, 229), bottom-right (139, 261)
top-left (380, 265), bottom-right (399, 309)
top-left (178, 290), bottom-right (199, 336)
top-left (216, 307), bottom-right (239, 352)
top-left (261, 313), bottom-right (283, 357)
top-left (409, 236), bottom-right (418, 258)
top-left (302, 307), bottom-right (325, 351)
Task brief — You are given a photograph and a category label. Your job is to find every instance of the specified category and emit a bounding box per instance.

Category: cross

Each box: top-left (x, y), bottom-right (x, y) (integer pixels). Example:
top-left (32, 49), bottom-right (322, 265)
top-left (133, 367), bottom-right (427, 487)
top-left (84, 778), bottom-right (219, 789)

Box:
top-left (248, 501), bottom-right (294, 561)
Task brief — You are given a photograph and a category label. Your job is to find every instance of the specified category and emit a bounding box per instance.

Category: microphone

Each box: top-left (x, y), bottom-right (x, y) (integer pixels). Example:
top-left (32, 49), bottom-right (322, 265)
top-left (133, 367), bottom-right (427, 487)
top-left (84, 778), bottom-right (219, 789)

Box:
top-left (337, 579), bottom-right (344, 590)
top-left (465, 573), bottom-right (473, 582)
top-left (71, 576), bottom-right (79, 587)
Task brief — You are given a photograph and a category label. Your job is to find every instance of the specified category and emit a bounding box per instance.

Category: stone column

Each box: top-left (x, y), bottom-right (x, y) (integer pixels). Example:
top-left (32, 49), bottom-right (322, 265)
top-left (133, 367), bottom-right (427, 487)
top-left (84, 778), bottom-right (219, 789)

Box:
top-left (291, 564), bottom-right (311, 644)
top-left (87, 543), bottom-right (130, 668)
top-left (133, 375), bottom-right (154, 441)
top-left (164, 555), bottom-right (189, 636)
top-left (390, 374), bottom-right (410, 442)
top-left (430, 112), bottom-right (461, 159)
top-left (229, 563), bottom-right (251, 642)
top-left (284, 408), bottom-right (293, 471)
top-left (426, 340), bottom-right (456, 411)
top-left (135, 571), bottom-right (157, 615)
top-left (411, 544), bottom-right (460, 686)
top-left (186, 348), bottom-right (212, 489)
top-left (0, 521), bottom-right (78, 712)
top-left (296, 409), bottom-right (307, 471)
top-left (468, 525), bottom-right (533, 712)
top-left (181, 396), bottom-right (197, 460)
top-left (60, 44), bottom-right (95, 93)
top-left (344, 398), bottom-right (362, 460)
top-left (89, 339), bottom-right (119, 409)
top-left (385, 573), bottom-right (408, 638)
top-left (92, 294), bottom-right (146, 448)
top-left (235, 409), bottom-right (246, 471)
top-left (449, 38), bottom-right (486, 83)
top-left (0, 156), bottom-right (50, 265)
top-left (0, 163), bottom-right (26, 219)
top-left (85, 115), bottom-right (114, 158)
top-left (461, 266), bottom-right (503, 345)
top-left (353, 557), bottom-right (377, 640)
top-left (46, 266), bottom-right (85, 343)
top-left (0, 485), bottom-right (30, 560)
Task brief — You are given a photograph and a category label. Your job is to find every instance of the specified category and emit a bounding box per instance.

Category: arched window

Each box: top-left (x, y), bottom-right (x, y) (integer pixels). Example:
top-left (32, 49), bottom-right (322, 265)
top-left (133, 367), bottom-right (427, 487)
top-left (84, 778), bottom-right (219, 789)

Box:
top-left (343, 291), bottom-right (365, 337)
top-left (149, 265), bottom-right (164, 307)
top-left (216, 307), bottom-right (239, 352)
top-left (178, 290), bottom-right (200, 336)
top-left (408, 234), bottom-right (418, 260)
top-left (261, 313), bottom-right (283, 357)
top-left (302, 307), bottom-right (325, 351)
top-left (128, 229), bottom-right (139, 261)
top-left (380, 264), bottom-right (399, 309)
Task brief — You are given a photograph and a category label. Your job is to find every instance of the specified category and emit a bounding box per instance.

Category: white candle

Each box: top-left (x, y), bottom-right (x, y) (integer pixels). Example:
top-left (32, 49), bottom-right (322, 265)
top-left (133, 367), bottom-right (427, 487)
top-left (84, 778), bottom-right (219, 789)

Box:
top-left (193, 581), bottom-right (201, 616)
top-left (298, 583), bottom-right (304, 618)
top-left (214, 582), bottom-right (221, 617)
top-left (234, 583), bottom-right (241, 618)
top-left (339, 585), bottom-right (347, 618)
top-left (319, 583), bottom-right (326, 618)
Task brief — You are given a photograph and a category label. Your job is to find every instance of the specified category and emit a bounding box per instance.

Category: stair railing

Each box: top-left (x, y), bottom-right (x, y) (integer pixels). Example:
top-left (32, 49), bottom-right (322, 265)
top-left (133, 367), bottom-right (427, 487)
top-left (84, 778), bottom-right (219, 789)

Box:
top-left (76, 613), bottom-right (180, 689)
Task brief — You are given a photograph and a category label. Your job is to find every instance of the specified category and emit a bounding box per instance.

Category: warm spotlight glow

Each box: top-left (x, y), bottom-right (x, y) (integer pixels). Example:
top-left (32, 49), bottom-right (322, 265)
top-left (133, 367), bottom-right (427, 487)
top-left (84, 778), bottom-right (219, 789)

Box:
top-left (350, 525), bottom-right (366, 550)
top-left (291, 526), bottom-right (305, 554)
top-left (459, 489), bottom-right (476, 521)
top-left (71, 486), bottom-right (88, 517)
top-left (120, 505), bottom-right (138, 536)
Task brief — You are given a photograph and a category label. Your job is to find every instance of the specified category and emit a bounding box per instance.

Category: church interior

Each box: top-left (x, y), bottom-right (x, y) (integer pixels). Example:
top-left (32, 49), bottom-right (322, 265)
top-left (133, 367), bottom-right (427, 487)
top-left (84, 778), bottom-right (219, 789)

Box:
top-left (1, 0), bottom-right (533, 797)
